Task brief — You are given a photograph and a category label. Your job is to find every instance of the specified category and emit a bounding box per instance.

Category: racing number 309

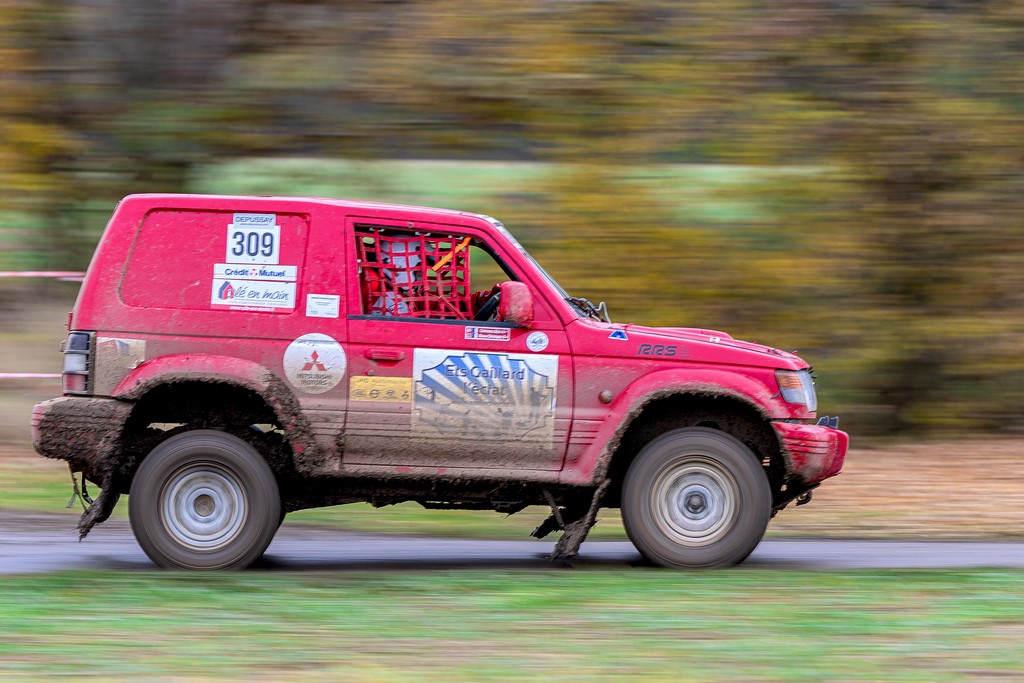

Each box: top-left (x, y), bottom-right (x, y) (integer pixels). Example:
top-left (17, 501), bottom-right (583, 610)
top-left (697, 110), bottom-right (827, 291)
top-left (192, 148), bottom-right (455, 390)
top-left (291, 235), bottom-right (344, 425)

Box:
top-left (225, 224), bottom-right (280, 265)
top-left (231, 230), bottom-right (275, 258)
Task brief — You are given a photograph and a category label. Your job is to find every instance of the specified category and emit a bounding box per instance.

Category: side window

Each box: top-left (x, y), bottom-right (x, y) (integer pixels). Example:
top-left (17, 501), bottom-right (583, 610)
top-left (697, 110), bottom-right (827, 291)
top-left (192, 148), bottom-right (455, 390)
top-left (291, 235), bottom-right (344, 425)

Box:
top-left (122, 209), bottom-right (308, 312)
top-left (468, 245), bottom-right (508, 294)
top-left (355, 226), bottom-right (511, 320)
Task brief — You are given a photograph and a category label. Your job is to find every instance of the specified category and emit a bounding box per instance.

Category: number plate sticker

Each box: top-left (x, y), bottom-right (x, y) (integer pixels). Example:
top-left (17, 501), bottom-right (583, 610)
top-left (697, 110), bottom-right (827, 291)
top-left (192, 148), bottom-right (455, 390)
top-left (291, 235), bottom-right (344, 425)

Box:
top-left (226, 213), bottom-right (280, 264)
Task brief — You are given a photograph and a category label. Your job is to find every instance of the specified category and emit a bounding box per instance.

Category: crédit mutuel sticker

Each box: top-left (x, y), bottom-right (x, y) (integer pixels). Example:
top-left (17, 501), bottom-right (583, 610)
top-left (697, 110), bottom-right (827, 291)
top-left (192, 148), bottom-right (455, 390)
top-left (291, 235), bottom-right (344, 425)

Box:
top-left (283, 333), bottom-right (346, 394)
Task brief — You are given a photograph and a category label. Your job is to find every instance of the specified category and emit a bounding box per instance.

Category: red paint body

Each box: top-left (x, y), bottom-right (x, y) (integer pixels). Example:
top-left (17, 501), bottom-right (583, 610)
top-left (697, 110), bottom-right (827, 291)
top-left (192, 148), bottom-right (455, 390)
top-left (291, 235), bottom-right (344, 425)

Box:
top-left (33, 193), bottom-right (847, 518)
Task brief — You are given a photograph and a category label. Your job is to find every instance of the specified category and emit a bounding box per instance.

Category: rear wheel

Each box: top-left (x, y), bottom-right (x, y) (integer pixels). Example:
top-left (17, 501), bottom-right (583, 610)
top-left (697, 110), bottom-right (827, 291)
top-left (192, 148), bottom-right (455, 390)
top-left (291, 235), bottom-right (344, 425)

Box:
top-left (621, 427), bottom-right (770, 568)
top-left (129, 430), bottom-right (281, 570)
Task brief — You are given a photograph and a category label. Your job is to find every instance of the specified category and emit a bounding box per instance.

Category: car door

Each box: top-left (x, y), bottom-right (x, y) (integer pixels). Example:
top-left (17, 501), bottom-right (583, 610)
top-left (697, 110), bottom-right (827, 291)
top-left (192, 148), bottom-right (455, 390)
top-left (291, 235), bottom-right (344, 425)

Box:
top-left (342, 217), bottom-right (572, 471)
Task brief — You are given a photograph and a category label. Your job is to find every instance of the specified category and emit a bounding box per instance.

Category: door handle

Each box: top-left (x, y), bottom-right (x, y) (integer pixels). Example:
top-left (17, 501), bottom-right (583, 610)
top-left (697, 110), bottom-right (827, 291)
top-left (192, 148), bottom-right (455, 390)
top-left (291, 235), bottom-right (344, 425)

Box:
top-left (365, 348), bottom-right (406, 362)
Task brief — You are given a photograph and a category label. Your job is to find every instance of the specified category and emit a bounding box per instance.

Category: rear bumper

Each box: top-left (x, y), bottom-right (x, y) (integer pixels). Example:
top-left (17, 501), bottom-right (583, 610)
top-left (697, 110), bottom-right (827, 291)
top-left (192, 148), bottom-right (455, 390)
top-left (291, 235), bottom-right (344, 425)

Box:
top-left (32, 396), bottom-right (133, 481)
top-left (772, 421), bottom-right (849, 485)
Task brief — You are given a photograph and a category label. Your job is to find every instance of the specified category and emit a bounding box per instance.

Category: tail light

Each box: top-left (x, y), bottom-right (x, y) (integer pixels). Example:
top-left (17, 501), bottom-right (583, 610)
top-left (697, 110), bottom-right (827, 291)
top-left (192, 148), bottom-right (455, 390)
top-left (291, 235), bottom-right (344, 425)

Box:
top-left (61, 332), bottom-right (93, 395)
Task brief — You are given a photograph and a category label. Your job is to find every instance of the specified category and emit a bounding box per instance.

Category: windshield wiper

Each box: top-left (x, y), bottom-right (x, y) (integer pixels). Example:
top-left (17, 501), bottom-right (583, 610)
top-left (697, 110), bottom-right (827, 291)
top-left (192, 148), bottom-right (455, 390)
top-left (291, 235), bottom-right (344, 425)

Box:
top-left (567, 296), bottom-right (611, 323)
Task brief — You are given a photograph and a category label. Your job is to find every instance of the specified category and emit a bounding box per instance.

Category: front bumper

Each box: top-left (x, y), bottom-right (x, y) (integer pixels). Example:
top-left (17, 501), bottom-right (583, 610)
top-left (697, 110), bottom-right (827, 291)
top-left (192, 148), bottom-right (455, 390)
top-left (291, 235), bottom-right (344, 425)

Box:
top-left (772, 421), bottom-right (849, 485)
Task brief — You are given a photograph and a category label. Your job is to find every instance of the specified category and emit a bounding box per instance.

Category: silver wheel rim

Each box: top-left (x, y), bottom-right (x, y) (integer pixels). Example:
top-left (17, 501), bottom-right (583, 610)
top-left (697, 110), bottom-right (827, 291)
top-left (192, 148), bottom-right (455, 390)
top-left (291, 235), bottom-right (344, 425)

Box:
top-left (650, 455), bottom-right (738, 547)
top-left (161, 463), bottom-right (248, 551)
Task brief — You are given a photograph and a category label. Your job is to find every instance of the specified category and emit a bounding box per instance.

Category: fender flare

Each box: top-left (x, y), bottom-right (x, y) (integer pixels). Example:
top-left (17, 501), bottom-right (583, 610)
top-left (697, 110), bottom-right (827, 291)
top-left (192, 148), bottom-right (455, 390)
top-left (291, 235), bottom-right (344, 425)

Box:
top-left (112, 353), bottom-right (316, 459)
top-left (560, 367), bottom-right (784, 486)
top-left (114, 353), bottom-right (277, 400)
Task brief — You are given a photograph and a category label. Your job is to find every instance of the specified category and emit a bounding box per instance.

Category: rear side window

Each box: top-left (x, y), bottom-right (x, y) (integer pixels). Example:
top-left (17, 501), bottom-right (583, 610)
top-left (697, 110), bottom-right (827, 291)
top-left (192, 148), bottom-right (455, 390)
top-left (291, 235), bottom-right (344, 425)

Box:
top-left (121, 209), bottom-right (309, 312)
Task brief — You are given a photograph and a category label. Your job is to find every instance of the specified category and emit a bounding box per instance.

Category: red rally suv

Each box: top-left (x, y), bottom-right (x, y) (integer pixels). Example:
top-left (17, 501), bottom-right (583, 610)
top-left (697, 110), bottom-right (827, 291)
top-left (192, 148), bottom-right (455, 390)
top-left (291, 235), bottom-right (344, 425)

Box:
top-left (33, 194), bottom-right (848, 570)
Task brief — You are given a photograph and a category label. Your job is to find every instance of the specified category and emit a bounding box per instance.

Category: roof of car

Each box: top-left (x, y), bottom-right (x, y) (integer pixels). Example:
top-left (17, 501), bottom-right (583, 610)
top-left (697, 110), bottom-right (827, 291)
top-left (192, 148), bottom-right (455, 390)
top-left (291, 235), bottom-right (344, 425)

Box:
top-left (122, 193), bottom-right (482, 221)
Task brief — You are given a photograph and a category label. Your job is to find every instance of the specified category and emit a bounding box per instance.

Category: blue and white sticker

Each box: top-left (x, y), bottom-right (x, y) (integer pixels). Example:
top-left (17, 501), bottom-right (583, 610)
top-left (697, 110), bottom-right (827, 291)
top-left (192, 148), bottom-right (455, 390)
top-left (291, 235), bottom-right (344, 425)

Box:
top-left (412, 349), bottom-right (557, 443)
top-left (526, 331), bottom-right (549, 352)
top-left (609, 329), bottom-right (629, 341)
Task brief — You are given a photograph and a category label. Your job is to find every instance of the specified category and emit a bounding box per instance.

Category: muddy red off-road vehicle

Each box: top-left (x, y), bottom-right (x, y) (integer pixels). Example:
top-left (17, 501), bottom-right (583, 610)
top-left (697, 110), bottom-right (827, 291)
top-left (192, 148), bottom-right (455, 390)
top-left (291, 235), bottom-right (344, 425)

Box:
top-left (32, 194), bottom-right (848, 570)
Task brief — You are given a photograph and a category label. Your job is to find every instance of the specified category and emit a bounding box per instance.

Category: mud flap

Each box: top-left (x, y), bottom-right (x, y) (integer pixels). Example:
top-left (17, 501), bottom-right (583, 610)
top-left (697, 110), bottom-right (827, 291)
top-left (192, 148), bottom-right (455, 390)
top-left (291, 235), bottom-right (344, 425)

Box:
top-left (68, 466), bottom-right (121, 541)
top-left (549, 479), bottom-right (611, 563)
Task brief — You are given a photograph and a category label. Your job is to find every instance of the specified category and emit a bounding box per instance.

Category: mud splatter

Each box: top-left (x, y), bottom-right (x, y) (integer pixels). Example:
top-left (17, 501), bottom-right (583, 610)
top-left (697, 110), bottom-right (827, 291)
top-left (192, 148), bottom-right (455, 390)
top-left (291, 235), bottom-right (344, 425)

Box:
top-left (550, 479), bottom-right (611, 562)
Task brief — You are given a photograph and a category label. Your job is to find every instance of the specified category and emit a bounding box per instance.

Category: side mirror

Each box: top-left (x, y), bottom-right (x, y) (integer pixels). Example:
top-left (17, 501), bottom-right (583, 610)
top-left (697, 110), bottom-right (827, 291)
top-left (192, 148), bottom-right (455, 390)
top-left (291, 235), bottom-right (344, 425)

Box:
top-left (498, 281), bottom-right (534, 327)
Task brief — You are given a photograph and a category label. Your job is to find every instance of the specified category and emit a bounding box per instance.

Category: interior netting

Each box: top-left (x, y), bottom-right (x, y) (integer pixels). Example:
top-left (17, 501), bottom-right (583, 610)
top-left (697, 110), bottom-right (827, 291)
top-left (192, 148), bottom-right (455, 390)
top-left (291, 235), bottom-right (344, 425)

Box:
top-left (355, 227), bottom-right (473, 319)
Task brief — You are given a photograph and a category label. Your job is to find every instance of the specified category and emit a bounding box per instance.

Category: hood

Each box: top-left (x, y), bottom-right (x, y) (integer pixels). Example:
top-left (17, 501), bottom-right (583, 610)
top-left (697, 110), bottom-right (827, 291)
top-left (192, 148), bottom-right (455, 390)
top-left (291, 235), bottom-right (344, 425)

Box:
top-left (636, 324), bottom-right (799, 359)
top-left (571, 319), bottom-right (806, 369)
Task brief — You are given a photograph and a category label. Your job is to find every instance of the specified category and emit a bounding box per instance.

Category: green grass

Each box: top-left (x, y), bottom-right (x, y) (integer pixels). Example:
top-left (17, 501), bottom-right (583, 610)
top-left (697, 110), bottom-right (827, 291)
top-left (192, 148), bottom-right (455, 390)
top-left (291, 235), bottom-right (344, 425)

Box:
top-left (0, 212), bottom-right (52, 271)
top-left (1, 569), bottom-right (1022, 681)
top-left (0, 458), bottom-right (82, 515)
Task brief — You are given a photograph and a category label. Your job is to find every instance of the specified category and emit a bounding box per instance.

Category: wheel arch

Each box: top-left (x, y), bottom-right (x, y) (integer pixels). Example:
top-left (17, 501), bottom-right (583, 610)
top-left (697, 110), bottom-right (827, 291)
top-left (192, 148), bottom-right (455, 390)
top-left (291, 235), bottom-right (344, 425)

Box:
top-left (111, 356), bottom-right (317, 488)
top-left (600, 390), bottom-right (785, 509)
top-left (112, 353), bottom-right (279, 402)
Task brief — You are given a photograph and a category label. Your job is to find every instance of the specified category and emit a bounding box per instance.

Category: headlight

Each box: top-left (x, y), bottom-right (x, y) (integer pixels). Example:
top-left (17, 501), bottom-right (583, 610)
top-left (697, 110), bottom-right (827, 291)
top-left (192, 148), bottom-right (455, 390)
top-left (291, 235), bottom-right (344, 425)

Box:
top-left (775, 369), bottom-right (817, 412)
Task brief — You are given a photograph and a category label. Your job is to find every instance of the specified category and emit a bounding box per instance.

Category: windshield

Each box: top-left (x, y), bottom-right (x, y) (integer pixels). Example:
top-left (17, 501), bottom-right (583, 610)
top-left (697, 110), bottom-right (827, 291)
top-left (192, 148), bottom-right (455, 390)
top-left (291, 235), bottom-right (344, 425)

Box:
top-left (485, 217), bottom-right (569, 297)
top-left (482, 215), bottom-right (610, 322)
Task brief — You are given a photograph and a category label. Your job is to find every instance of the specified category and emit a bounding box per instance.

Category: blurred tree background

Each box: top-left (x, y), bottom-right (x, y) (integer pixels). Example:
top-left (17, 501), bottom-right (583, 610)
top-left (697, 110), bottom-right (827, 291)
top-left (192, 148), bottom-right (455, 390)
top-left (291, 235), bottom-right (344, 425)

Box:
top-left (3, 0), bottom-right (1024, 438)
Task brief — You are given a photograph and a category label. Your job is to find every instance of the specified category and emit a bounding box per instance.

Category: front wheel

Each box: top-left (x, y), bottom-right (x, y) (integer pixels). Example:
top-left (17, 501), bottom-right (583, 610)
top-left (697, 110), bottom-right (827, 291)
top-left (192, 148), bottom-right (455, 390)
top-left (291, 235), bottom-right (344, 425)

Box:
top-left (129, 430), bottom-right (281, 570)
top-left (621, 427), bottom-right (770, 568)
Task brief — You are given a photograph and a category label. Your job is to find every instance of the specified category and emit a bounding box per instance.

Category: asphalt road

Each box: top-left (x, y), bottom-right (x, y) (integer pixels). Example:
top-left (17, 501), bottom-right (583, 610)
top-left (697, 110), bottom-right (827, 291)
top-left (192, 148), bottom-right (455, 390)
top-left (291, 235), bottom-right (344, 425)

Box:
top-left (4, 511), bottom-right (1024, 573)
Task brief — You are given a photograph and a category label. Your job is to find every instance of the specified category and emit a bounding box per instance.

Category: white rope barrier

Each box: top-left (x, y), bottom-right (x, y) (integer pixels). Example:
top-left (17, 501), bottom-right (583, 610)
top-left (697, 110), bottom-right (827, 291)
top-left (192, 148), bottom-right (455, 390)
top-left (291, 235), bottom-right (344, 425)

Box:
top-left (0, 271), bottom-right (84, 280)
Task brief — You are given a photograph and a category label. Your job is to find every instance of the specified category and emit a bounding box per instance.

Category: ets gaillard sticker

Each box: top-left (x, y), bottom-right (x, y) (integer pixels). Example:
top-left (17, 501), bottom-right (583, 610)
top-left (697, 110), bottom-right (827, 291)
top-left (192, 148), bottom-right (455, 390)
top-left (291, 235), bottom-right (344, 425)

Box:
top-left (412, 349), bottom-right (557, 443)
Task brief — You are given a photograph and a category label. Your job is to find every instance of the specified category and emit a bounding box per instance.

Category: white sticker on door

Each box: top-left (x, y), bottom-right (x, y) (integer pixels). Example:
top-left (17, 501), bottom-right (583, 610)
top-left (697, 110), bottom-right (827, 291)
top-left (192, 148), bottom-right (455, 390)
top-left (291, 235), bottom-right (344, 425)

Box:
top-left (306, 293), bottom-right (340, 319)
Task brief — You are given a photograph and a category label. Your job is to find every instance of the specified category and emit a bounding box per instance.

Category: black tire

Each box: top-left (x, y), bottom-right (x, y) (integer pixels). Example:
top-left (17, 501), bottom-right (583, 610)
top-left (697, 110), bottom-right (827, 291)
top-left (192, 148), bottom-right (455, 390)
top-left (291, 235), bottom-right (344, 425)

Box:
top-left (621, 427), bottom-right (771, 568)
top-left (129, 430), bottom-right (281, 570)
